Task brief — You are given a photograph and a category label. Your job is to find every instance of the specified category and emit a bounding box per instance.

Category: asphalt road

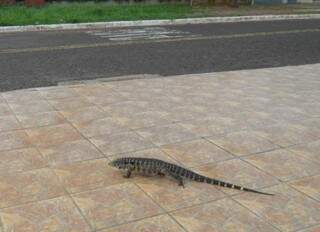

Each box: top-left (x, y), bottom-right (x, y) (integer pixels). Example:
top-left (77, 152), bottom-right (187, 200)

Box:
top-left (1, 19), bottom-right (320, 91)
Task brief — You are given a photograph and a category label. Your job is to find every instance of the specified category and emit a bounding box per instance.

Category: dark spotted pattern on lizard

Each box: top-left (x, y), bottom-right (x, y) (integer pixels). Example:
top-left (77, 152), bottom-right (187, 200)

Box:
top-left (109, 157), bottom-right (274, 196)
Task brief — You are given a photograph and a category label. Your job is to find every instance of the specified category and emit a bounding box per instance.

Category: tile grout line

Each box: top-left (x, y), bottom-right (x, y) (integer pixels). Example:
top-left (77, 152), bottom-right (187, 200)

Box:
top-left (28, 94), bottom-right (107, 168)
top-left (233, 180), bottom-right (320, 232)
top-left (68, 194), bottom-right (95, 232)
top-left (0, 93), bottom-right (82, 232)
top-left (167, 214), bottom-right (190, 232)
top-left (43, 94), bottom-right (111, 161)
top-left (286, 146), bottom-right (320, 166)
top-left (4, 94), bottom-right (316, 232)
top-left (202, 136), bottom-right (284, 183)
top-left (229, 197), bottom-right (283, 232)
top-left (203, 135), bottom-right (287, 184)
top-left (132, 182), bottom-right (189, 232)
top-left (181, 137), bottom-right (288, 195)
top-left (37, 94), bottom-right (104, 231)
top-left (292, 223), bottom-right (320, 232)
top-left (239, 148), bottom-right (320, 188)
top-left (44, 86), bottom-right (165, 160)
top-left (131, 129), bottom-right (188, 166)
top-left (285, 182), bottom-right (320, 204)
top-left (1, 73), bottom-right (320, 230)
top-left (95, 211), bottom-right (168, 232)
top-left (155, 136), bottom-right (245, 199)
top-left (0, 194), bottom-right (68, 211)
top-left (0, 90), bottom-right (67, 232)
top-left (165, 193), bottom-right (233, 214)
top-left (3, 161), bottom-right (310, 225)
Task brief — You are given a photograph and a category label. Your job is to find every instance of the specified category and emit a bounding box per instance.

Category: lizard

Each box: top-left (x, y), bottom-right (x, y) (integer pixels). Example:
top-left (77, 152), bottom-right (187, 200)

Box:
top-left (109, 157), bottom-right (274, 196)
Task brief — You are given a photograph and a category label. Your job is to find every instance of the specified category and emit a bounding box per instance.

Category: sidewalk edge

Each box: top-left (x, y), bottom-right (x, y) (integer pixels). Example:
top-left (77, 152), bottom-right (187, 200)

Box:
top-left (1, 13), bottom-right (320, 33)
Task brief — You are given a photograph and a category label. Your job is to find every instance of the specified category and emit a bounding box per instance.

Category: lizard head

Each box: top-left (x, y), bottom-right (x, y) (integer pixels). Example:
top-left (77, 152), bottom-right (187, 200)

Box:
top-left (108, 158), bottom-right (125, 169)
top-left (108, 159), bottom-right (118, 167)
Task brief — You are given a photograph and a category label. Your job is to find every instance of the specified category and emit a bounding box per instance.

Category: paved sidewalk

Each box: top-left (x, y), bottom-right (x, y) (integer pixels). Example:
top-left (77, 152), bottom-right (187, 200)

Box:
top-left (0, 64), bottom-right (320, 231)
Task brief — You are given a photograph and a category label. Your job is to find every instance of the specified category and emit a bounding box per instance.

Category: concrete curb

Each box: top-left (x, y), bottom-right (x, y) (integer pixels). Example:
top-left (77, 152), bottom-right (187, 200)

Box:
top-left (1, 13), bottom-right (320, 33)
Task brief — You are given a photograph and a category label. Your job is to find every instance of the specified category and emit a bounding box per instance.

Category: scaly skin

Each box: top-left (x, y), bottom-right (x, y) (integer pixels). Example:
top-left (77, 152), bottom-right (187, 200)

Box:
top-left (109, 157), bottom-right (274, 196)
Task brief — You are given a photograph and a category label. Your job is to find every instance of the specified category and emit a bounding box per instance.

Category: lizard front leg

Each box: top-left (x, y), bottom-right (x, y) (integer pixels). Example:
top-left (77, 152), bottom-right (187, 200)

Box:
top-left (123, 165), bottom-right (134, 178)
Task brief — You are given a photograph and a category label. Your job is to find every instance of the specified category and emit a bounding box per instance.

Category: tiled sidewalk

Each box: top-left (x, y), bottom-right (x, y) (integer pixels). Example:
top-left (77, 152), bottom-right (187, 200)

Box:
top-left (0, 64), bottom-right (320, 231)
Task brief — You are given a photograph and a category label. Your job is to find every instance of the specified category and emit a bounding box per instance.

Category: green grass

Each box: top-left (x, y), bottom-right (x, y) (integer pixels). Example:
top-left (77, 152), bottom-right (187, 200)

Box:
top-left (1, 2), bottom-right (319, 26)
top-left (0, 3), bottom-right (193, 26)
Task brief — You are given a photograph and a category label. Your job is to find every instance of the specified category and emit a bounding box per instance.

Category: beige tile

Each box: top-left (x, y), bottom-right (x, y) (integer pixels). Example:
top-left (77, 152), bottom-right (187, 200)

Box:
top-left (117, 90), bottom-right (164, 102)
top-left (39, 139), bottom-right (103, 166)
top-left (230, 111), bottom-right (278, 130)
top-left (0, 196), bottom-right (90, 232)
top-left (85, 93), bottom-right (126, 106)
top-left (256, 124), bottom-right (319, 147)
top-left (193, 159), bottom-right (278, 195)
top-left (0, 168), bottom-right (65, 208)
top-left (60, 106), bottom-right (107, 124)
top-left (266, 106), bottom-right (309, 123)
top-left (172, 198), bottom-right (278, 232)
top-left (136, 176), bottom-right (225, 211)
top-left (53, 158), bottom-right (125, 193)
top-left (0, 103), bottom-right (12, 117)
top-left (298, 225), bottom-right (320, 232)
top-left (2, 90), bottom-right (42, 104)
top-left (161, 139), bottom-right (233, 167)
top-left (208, 131), bottom-right (279, 156)
top-left (101, 214), bottom-right (185, 232)
top-left (49, 97), bottom-right (92, 111)
top-left (0, 148), bottom-right (47, 174)
top-left (72, 183), bottom-right (163, 230)
top-left (136, 124), bottom-right (197, 146)
top-left (244, 149), bottom-right (320, 182)
top-left (302, 102), bottom-right (320, 117)
top-left (233, 184), bottom-right (320, 231)
top-left (288, 140), bottom-right (320, 164)
top-left (0, 115), bottom-right (21, 132)
top-left (147, 98), bottom-right (182, 111)
top-left (26, 123), bottom-right (81, 147)
top-left (39, 87), bottom-right (80, 99)
top-left (9, 100), bottom-right (54, 115)
top-left (89, 131), bottom-right (154, 156)
top-left (73, 117), bottom-right (128, 138)
top-left (72, 84), bottom-right (114, 96)
top-left (298, 118), bottom-right (320, 131)
top-left (0, 130), bottom-right (30, 152)
top-left (116, 110), bottom-right (171, 130)
top-left (178, 117), bottom-right (237, 137)
top-left (16, 111), bottom-right (65, 128)
top-left (167, 105), bottom-right (208, 122)
top-left (0, 95), bottom-right (6, 104)
top-left (102, 100), bottom-right (158, 117)
top-left (295, 119), bottom-right (320, 139)
top-left (290, 175), bottom-right (320, 201)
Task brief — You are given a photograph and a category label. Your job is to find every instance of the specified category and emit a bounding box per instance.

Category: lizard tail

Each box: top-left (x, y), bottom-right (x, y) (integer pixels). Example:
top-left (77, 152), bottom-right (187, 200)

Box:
top-left (194, 172), bottom-right (274, 196)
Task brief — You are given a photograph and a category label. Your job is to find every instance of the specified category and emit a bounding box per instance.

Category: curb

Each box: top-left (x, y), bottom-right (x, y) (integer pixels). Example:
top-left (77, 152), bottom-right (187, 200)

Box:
top-left (1, 13), bottom-right (320, 33)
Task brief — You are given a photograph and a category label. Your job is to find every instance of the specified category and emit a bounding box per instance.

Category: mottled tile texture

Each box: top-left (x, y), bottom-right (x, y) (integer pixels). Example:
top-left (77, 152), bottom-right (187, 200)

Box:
top-left (0, 196), bottom-right (91, 232)
top-left (101, 214), bottom-right (184, 232)
top-left (72, 183), bottom-right (163, 230)
top-left (0, 64), bottom-right (320, 231)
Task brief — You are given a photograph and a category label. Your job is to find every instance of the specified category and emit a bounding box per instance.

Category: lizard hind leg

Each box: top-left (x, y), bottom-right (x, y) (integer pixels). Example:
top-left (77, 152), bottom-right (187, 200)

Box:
top-left (167, 172), bottom-right (185, 188)
top-left (157, 171), bottom-right (165, 177)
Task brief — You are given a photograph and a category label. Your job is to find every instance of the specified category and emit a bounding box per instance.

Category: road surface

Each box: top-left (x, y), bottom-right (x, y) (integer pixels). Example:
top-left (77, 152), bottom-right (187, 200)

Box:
top-left (0, 19), bottom-right (320, 91)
